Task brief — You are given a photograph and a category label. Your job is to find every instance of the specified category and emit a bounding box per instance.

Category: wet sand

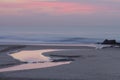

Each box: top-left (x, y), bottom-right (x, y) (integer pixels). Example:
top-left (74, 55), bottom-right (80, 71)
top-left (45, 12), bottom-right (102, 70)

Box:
top-left (0, 45), bottom-right (120, 80)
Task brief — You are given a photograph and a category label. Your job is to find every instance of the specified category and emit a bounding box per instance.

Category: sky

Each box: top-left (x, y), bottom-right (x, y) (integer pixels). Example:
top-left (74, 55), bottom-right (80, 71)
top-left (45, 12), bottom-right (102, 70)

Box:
top-left (0, 0), bottom-right (120, 39)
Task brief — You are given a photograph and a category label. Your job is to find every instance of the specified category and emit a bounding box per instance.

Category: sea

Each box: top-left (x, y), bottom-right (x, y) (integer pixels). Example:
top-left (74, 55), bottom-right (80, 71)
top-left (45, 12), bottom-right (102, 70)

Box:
top-left (0, 34), bottom-right (100, 44)
top-left (0, 33), bottom-right (119, 45)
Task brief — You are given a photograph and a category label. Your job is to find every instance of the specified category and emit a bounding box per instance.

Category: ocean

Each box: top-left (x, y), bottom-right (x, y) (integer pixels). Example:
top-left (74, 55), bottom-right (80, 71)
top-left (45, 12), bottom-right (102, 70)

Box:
top-left (0, 34), bottom-right (103, 44)
top-left (0, 32), bottom-right (120, 45)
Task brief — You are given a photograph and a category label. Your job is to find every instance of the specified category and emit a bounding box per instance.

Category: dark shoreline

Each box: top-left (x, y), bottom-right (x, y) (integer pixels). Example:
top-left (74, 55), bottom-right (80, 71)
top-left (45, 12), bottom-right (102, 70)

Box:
top-left (0, 77), bottom-right (81, 80)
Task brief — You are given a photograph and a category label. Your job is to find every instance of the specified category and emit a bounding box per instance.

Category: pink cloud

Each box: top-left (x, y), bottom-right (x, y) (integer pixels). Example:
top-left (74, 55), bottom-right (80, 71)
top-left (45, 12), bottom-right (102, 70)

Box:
top-left (26, 2), bottom-right (96, 14)
top-left (0, 1), bottom-right (119, 15)
top-left (0, 1), bottom-right (97, 15)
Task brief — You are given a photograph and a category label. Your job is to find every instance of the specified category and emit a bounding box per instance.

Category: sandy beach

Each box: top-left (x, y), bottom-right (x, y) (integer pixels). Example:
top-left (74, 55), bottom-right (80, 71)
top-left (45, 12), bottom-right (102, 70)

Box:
top-left (0, 45), bottom-right (120, 80)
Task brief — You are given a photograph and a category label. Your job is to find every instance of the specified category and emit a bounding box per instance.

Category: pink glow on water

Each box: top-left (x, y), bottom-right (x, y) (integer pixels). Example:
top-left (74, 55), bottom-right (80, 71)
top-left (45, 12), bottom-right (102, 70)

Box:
top-left (9, 49), bottom-right (59, 62)
top-left (0, 49), bottom-right (71, 72)
top-left (0, 62), bottom-right (71, 72)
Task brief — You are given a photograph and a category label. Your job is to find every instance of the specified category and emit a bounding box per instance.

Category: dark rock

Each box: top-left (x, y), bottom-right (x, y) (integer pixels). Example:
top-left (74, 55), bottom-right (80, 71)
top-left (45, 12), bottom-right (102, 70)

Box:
top-left (102, 39), bottom-right (119, 45)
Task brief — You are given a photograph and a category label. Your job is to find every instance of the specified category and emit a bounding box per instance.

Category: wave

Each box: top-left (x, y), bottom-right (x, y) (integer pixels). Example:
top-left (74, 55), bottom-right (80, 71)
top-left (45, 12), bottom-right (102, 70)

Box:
top-left (55, 37), bottom-right (103, 43)
top-left (0, 35), bottom-right (104, 44)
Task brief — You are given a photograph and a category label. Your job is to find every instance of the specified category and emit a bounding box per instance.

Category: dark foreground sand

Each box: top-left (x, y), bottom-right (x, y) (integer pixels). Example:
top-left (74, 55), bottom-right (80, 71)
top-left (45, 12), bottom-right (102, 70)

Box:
top-left (0, 45), bottom-right (120, 80)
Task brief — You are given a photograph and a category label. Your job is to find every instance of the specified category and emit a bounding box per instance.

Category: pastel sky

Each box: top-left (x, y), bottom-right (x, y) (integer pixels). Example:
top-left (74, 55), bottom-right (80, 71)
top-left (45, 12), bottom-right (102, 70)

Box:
top-left (0, 0), bottom-right (120, 39)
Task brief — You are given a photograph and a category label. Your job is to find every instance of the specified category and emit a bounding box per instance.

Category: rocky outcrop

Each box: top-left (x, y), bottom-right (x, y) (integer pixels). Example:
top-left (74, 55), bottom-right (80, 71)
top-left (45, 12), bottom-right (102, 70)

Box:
top-left (102, 39), bottom-right (120, 45)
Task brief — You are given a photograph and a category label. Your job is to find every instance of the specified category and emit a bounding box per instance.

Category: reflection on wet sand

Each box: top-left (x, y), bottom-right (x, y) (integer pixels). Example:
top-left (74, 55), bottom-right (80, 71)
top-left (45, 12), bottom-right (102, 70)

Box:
top-left (9, 49), bottom-right (59, 63)
top-left (0, 49), bottom-right (71, 72)
top-left (0, 62), bottom-right (71, 72)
